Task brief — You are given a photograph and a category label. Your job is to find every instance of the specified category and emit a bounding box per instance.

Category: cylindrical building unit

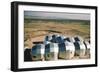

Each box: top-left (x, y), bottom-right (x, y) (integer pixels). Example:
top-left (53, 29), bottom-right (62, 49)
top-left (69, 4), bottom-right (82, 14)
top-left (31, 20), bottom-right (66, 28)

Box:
top-left (45, 43), bottom-right (59, 61)
top-left (64, 41), bottom-right (75, 59)
top-left (31, 44), bottom-right (45, 61)
top-left (84, 41), bottom-right (90, 56)
top-left (74, 41), bottom-right (86, 57)
top-left (24, 48), bottom-right (32, 61)
top-left (58, 43), bottom-right (66, 59)
top-left (58, 41), bottom-right (75, 60)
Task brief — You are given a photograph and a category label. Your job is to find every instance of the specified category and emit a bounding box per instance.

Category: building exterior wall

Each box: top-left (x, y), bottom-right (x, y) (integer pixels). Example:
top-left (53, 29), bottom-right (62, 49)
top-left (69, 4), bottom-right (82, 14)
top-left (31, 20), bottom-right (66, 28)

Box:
top-left (30, 34), bottom-right (89, 61)
top-left (45, 52), bottom-right (58, 61)
top-left (32, 54), bottom-right (43, 61)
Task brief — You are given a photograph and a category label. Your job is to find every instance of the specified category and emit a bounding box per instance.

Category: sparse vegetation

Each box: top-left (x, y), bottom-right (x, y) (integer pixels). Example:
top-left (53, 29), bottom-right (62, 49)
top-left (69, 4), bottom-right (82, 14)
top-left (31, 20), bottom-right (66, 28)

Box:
top-left (24, 19), bottom-right (90, 48)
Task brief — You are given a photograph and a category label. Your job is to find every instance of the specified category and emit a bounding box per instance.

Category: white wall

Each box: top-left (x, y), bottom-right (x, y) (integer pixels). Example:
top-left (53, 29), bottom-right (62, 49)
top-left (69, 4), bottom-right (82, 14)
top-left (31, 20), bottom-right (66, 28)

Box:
top-left (0, 0), bottom-right (99, 73)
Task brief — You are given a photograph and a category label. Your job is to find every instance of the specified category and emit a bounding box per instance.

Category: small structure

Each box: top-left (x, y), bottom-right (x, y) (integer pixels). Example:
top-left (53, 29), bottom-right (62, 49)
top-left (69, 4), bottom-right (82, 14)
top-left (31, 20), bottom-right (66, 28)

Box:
top-left (74, 41), bottom-right (86, 57)
top-left (84, 41), bottom-right (90, 56)
top-left (31, 44), bottom-right (45, 61)
top-left (24, 48), bottom-right (32, 61)
top-left (45, 43), bottom-right (59, 61)
top-left (64, 41), bottom-right (75, 59)
top-left (58, 43), bottom-right (66, 59)
top-left (58, 41), bottom-right (75, 59)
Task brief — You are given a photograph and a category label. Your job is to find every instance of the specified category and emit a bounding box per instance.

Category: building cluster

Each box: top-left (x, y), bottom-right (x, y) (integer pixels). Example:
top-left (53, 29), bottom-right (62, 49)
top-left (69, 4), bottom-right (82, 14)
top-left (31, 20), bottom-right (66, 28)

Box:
top-left (27, 34), bottom-right (90, 61)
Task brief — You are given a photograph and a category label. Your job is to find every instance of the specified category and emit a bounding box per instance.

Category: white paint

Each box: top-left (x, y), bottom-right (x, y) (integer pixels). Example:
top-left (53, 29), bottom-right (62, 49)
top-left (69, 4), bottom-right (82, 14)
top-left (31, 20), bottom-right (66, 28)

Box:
top-left (53, 43), bottom-right (59, 53)
top-left (68, 37), bottom-right (75, 42)
top-left (56, 34), bottom-right (61, 37)
top-left (78, 42), bottom-right (86, 50)
top-left (50, 43), bottom-right (59, 53)
top-left (48, 35), bottom-right (52, 41)
top-left (85, 41), bottom-right (90, 49)
top-left (40, 44), bottom-right (45, 54)
top-left (65, 41), bottom-right (75, 51)
top-left (87, 44), bottom-right (90, 50)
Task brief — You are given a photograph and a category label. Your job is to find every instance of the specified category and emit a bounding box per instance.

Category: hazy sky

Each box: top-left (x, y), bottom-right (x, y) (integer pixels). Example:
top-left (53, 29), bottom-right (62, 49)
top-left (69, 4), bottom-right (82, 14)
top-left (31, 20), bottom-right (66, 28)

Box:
top-left (24, 11), bottom-right (90, 20)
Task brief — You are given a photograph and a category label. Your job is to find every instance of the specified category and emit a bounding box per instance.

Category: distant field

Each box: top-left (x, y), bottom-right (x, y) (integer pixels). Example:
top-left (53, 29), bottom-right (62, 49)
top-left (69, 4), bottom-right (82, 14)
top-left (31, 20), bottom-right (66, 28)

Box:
top-left (24, 19), bottom-right (90, 48)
